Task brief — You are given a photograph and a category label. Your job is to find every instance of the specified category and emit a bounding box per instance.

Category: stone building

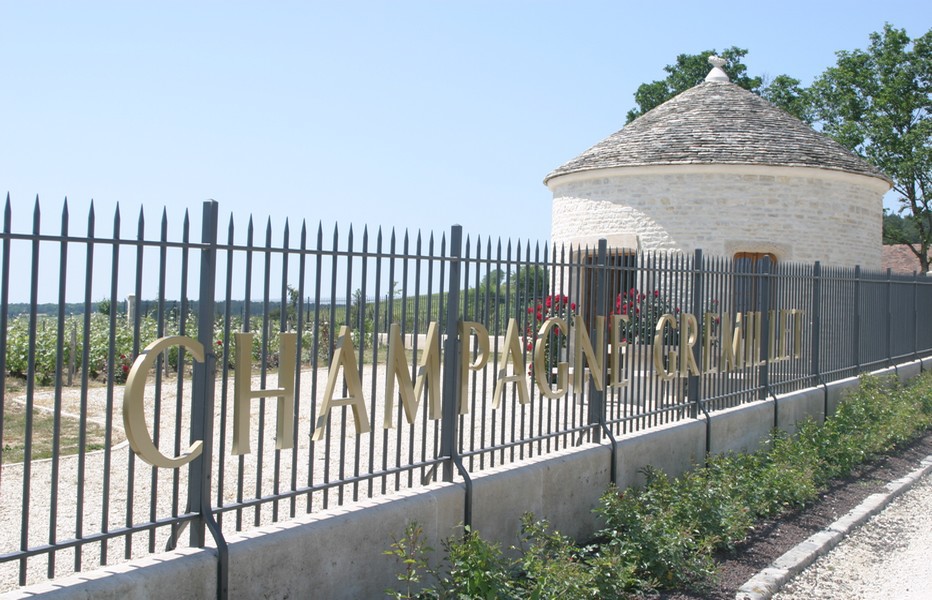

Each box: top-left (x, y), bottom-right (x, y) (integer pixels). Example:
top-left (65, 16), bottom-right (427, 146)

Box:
top-left (545, 57), bottom-right (892, 272)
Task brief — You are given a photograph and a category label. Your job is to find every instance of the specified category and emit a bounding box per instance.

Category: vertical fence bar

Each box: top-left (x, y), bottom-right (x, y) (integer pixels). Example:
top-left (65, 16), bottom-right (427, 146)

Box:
top-left (810, 262), bottom-right (822, 382)
top-left (853, 265), bottom-right (861, 372)
top-left (914, 272), bottom-right (920, 361)
top-left (189, 200), bottom-right (219, 547)
top-left (757, 256), bottom-right (771, 402)
top-left (588, 240), bottom-right (607, 442)
top-left (0, 197), bottom-right (9, 490)
top-left (440, 225), bottom-right (463, 482)
top-left (19, 200), bottom-right (41, 583)
top-left (48, 201), bottom-right (69, 576)
top-left (75, 202), bottom-right (95, 571)
top-left (886, 268), bottom-right (893, 366)
top-left (689, 249), bottom-right (703, 419)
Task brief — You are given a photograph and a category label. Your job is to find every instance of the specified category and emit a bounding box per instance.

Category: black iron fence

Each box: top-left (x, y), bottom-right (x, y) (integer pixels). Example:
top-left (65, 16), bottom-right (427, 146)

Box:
top-left (1, 196), bottom-right (931, 592)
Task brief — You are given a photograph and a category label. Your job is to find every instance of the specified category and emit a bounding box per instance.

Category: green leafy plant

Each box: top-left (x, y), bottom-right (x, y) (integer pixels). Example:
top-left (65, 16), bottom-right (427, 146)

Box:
top-left (388, 372), bottom-right (932, 597)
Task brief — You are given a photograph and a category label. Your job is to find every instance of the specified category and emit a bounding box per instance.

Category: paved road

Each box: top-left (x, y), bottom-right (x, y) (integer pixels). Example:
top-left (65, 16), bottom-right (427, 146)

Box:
top-left (772, 469), bottom-right (932, 600)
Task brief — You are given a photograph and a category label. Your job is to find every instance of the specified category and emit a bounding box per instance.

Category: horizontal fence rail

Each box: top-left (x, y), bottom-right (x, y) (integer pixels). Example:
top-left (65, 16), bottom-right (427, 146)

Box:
top-left (2, 195), bottom-right (932, 593)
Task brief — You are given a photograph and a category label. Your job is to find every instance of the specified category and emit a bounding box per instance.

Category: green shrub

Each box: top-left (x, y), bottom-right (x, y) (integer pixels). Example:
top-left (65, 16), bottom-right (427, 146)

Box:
top-left (388, 372), bottom-right (932, 597)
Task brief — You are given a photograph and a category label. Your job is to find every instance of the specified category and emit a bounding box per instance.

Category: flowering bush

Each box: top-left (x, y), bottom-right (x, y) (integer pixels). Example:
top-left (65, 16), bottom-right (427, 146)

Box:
top-left (609, 289), bottom-right (724, 348)
top-left (609, 287), bottom-right (680, 344)
top-left (525, 294), bottom-right (577, 379)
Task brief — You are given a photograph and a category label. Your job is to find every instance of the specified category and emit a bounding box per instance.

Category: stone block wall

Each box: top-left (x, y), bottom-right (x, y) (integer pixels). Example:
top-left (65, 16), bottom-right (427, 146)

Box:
top-left (550, 165), bottom-right (887, 270)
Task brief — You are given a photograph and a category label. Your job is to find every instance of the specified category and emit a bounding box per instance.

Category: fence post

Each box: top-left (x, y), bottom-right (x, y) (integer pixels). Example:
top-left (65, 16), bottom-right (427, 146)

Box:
top-left (588, 240), bottom-right (607, 442)
top-left (758, 256), bottom-right (771, 402)
top-left (886, 268), bottom-right (893, 366)
top-left (189, 200), bottom-right (219, 547)
top-left (440, 225), bottom-right (463, 482)
top-left (688, 249), bottom-right (703, 419)
top-left (914, 271), bottom-right (920, 362)
top-left (810, 262), bottom-right (822, 384)
top-left (853, 265), bottom-right (861, 373)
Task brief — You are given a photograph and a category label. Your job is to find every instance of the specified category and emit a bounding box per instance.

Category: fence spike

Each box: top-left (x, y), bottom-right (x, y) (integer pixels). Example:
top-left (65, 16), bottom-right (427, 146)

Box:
top-left (137, 206), bottom-right (145, 238)
top-left (86, 201), bottom-right (95, 236)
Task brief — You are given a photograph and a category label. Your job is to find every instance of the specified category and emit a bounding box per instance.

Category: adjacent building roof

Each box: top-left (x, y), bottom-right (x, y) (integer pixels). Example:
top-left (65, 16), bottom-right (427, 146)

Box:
top-left (544, 74), bottom-right (891, 185)
top-left (882, 244), bottom-right (931, 275)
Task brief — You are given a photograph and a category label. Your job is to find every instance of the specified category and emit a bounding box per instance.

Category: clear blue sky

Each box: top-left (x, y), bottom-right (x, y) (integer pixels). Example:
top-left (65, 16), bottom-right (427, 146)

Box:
top-left (0, 1), bottom-right (928, 301)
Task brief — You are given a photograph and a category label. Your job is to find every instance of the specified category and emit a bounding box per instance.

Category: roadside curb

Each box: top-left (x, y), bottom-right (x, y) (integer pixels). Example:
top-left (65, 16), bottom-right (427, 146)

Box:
top-left (735, 454), bottom-right (932, 600)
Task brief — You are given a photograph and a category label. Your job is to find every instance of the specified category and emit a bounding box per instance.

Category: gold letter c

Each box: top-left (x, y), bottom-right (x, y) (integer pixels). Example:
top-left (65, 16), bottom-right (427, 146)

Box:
top-left (123, 336), bottom-right (205, 468)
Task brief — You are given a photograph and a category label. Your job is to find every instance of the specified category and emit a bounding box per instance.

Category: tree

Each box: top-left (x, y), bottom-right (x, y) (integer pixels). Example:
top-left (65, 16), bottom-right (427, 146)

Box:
top-left (883, 209), bottom-right (921, 245)
top-left (626, 47), bottom-right (809, 123)
top-left (811, 24), bottom-right (932, 273)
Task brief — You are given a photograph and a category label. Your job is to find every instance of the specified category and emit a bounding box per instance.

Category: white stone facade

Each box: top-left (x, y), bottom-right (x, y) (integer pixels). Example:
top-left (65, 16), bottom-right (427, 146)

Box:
top-left (549, 164), bottom-right (889, 270)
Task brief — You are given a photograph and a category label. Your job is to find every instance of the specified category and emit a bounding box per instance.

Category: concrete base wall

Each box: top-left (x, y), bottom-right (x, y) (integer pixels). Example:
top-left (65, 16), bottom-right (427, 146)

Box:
top-left (6, 359), bottom-right (927, 600)
top-left (709, 399), bottom-right (774, 455)
top-left (614, 418), bottom-right (706, 489)
top-left (471, 445), bottom-right (611, 546)
top-left (776, 387), bottom-right (825, 434)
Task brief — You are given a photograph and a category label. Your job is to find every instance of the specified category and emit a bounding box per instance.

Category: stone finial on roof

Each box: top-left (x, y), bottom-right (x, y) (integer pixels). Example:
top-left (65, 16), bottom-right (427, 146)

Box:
top-left (705, 55), bottom-right (730, 82)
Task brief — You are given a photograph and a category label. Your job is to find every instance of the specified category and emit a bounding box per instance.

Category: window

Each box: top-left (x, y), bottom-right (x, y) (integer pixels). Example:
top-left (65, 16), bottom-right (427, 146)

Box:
top-left (583, 250), bottom-right (636, 332)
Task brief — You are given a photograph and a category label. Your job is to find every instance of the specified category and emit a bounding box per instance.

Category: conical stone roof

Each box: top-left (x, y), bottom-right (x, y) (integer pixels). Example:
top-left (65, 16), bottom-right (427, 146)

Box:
top-left (544, 78), bottom-right (890, 185)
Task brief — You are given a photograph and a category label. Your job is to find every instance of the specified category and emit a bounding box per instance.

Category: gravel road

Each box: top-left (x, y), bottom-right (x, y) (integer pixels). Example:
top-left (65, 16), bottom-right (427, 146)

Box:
top-left (773, 470), bottom-right (932, 600)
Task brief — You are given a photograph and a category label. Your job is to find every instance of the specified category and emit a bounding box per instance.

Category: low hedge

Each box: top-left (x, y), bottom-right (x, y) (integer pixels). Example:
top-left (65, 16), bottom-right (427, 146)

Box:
top-left (387, 371), bottom-right (932, 599)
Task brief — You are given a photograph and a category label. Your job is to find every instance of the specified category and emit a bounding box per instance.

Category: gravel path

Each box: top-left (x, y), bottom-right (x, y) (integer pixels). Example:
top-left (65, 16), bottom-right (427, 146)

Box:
top-left (1, 361), bottom-right (630, 592)
top-left (773, 470), bottom-right (932, 600)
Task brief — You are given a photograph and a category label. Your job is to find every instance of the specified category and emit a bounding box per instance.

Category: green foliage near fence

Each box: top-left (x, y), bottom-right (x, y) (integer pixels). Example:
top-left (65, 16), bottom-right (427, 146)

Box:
top-left (386, 371), bottom-right (932, 598)
top-left (2, 311), bottom-right (317, 386)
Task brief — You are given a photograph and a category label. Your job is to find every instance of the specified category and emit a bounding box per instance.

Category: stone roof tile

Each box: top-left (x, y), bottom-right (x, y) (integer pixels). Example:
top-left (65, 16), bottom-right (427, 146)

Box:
top-left (545, 81), bottom-right (891, 184)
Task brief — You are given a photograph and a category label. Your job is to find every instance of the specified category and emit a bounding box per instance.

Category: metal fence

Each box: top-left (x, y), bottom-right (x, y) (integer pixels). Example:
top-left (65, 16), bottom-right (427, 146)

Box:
top-left (1, 197), bottom-right (931, 593)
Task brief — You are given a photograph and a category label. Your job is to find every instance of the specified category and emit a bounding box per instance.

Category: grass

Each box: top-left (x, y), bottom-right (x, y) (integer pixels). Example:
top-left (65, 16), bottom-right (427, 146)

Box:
top-left (2, 382), bottom-right (121, 464)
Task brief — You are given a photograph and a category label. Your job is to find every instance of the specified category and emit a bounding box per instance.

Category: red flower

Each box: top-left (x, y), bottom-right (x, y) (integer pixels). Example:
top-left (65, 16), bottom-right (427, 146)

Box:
top-left (526, 341), bottom-right (533, 351)
top-left (570, 302), bottom-right (576, 311)
top-left (545, 296), bottom-right (552, 308)
top-left (527, 307), bottom-right (534, 314)
top-left (122, 364), bottom-right (129, 373)
top-left (653, 290), bottom-right (660, 298)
